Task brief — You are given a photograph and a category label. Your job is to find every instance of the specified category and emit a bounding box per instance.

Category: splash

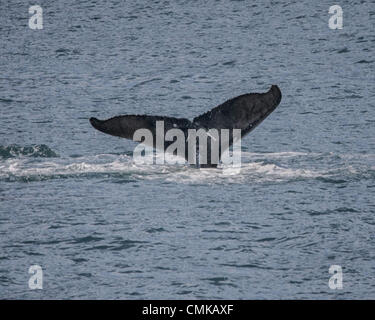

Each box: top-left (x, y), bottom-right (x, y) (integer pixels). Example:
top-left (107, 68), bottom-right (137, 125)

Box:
top-left (1, 149), bottom-right (372, 184)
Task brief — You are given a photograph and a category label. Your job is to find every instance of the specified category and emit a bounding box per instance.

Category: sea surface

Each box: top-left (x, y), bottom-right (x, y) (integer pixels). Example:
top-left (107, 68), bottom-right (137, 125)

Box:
top-left (0, 0), bottom-right (374, 299)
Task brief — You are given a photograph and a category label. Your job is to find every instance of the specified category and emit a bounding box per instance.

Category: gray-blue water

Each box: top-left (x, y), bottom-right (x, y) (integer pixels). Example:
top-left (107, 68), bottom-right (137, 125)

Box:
top-left (1, 0), bottom-right (374, 299)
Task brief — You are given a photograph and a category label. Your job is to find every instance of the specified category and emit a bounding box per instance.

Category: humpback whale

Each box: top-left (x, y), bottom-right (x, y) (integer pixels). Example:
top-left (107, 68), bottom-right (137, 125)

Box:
top-left (89, 85), bottom-right (282, 167)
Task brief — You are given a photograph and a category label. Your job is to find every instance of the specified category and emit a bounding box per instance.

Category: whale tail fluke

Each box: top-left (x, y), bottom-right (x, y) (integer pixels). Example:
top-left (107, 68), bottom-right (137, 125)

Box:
top-left (89, 85), bottom-right (282, 165)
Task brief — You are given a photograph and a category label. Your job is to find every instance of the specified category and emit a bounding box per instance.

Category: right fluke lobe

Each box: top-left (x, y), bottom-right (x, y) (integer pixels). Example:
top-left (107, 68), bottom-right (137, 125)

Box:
top-left (269, 85), bottom-right (282, 105)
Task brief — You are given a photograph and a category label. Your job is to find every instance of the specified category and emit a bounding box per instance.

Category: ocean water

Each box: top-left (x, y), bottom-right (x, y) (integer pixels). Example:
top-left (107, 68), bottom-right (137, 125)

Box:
top-left (0, 0), bottom-right (374, 299)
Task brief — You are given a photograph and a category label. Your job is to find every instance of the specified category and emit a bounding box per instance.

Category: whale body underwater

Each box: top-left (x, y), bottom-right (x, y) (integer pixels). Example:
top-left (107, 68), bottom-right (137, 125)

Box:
top-left (89, 85), bottom-right (282, 168)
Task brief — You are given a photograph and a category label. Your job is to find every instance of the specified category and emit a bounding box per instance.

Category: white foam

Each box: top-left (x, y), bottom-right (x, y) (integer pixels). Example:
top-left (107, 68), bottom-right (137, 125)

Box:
top-left (0, 151), bottom-right (372, 184)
